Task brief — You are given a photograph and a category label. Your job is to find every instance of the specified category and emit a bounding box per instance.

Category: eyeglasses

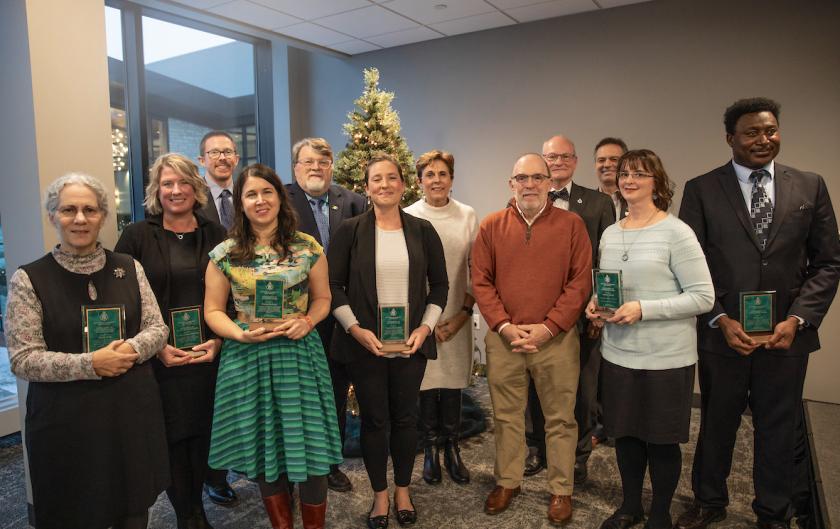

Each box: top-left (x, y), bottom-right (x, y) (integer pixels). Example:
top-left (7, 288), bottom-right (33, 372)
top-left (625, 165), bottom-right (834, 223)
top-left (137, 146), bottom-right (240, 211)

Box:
top-left (205, 149), bottom-right (237, 160)
top-left (297, 159), bottom-right (332, 169)
top-left (618, 171), bottom-right (654, 180)
top-left (511, 173), bottom-right (550, 184)
top-left (57, 206), bottom-right (102, 219)
top-left (543, 153), bottom-right (577, 163)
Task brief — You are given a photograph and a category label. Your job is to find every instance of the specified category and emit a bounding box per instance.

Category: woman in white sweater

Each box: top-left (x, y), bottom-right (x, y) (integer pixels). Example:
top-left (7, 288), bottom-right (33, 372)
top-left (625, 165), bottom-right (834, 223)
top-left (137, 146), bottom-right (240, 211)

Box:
top-left (405, 150), bottom-right (479, 486)
top-left (585, 150), bottom-right (714, 529)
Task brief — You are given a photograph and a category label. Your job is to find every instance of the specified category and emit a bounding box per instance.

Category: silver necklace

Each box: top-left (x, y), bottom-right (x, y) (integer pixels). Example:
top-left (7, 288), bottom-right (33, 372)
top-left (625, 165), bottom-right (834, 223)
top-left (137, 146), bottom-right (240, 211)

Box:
top-left (621, 209), bottom-right (659, 261)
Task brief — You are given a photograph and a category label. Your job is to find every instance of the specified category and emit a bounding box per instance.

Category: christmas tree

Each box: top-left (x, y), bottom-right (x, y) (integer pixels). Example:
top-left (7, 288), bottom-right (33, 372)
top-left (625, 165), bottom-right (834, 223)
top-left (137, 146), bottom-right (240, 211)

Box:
top-left (334, 67), bottom-right (420, 206)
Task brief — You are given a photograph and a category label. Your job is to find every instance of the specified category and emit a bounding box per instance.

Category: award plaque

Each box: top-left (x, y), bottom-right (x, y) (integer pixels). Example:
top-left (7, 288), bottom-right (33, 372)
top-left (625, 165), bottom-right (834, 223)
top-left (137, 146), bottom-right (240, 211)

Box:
top-left (251, 278), bottom-right (285, 329)
top-left (592, 269), bottom-right (624, 315)
top-left (740, 290), bottom-right (776, 344)
top-left (82, 305), bottom-right (125, 353)
top-left (170, 305), bottom-right (204, 354)
top-left (379, 304), bottom-right (409, 353)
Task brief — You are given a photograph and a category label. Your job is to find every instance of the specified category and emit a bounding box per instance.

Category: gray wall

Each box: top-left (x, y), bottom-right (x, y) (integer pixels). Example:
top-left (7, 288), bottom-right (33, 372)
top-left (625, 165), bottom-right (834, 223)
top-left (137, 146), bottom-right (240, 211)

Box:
top-left (288, 0), bottom-right (840, 402)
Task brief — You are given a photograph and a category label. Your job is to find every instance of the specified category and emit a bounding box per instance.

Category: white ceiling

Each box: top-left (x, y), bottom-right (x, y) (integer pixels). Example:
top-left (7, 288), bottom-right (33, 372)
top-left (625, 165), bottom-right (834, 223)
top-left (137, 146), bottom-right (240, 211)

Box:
top-left (169, 0), bottom-right (654, 55)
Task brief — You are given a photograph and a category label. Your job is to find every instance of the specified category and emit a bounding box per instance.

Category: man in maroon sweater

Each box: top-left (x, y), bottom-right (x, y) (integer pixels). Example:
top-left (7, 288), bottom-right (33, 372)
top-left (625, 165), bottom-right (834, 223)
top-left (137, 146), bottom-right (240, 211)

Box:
top-left (472, 153), bottom-right (592, 525)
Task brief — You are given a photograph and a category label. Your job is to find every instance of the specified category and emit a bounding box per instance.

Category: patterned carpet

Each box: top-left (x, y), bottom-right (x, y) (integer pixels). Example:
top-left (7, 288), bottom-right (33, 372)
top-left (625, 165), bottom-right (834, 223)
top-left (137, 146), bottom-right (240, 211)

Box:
top-left (0, 378), bottom-right (761, 529)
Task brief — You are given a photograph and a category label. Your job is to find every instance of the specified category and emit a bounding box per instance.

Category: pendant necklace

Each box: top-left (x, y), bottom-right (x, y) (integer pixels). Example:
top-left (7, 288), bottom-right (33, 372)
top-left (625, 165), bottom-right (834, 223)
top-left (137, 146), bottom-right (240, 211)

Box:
top-left (621, 209), bottom-right (660, 261)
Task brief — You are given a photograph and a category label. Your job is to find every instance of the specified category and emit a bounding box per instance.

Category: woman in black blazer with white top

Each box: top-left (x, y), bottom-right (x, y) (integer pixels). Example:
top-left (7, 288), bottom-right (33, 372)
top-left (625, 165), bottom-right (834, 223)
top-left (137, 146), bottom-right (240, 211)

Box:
top-left (328, 152), bottom-right (448, 529)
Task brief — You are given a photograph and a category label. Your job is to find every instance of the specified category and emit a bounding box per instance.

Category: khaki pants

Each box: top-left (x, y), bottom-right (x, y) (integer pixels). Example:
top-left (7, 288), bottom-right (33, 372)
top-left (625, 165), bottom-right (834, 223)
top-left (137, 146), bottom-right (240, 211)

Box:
top-left (486, 328), bottom-right (580, 495)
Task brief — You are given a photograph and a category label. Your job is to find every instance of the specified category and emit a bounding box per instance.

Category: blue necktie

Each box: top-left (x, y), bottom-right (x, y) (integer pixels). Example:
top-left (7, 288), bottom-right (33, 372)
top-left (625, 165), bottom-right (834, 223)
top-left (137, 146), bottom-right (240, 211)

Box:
top-left (749, 169), bottom-right (773, 250)
top-left (549, 188), bottom-right (569, 202)
top-left (310, 198), bottom-right (330, 252)
top-left (219, 189), bottom-right (234, 231)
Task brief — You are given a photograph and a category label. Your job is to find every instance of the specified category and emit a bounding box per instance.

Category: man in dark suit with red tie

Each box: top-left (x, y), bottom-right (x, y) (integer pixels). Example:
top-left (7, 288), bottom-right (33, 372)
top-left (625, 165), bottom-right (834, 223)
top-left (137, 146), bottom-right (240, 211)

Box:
top-left (285, 137), bottom-right (366, 493)
top-left (677, 97), bottom-right (840, 529)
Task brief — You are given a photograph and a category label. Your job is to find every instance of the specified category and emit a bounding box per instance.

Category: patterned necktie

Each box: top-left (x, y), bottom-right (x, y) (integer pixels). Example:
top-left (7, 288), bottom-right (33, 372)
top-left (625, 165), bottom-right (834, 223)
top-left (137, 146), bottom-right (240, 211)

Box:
top-left (219, 189), bottom-right (234, 231)
top-left (310, 198), bottom-right (330, 252)
top-left (549, 188), bottom-right (569, 202)
top-left (749, 169), bottom-right (773, 250)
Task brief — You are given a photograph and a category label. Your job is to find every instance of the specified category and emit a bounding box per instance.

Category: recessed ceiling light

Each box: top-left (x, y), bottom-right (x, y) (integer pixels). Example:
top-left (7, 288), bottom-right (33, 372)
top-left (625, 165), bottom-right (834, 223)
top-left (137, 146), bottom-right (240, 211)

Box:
top-left (434, 4), bottom-right (447, 10)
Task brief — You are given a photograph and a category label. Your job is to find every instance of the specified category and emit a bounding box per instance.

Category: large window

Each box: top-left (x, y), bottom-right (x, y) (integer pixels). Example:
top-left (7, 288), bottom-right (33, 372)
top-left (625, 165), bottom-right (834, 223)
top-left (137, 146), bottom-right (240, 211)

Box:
top-left (106, 2), bottom-right (273, 225)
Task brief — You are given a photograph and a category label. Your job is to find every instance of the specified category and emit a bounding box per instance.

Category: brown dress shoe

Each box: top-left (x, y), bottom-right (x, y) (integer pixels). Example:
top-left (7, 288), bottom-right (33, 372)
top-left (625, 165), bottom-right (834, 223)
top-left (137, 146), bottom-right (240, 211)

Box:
top-left (484, 486), bottom-right (521, 515)
top-left (548, 495), bottom-right (573, 525)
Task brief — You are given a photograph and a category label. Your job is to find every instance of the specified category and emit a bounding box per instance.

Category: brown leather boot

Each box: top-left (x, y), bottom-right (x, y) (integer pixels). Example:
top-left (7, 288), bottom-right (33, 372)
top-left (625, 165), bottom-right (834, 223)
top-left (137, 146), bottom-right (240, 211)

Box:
top-left (263, 492), bottom-right (293, 529)
top-left (301, 500), bottom-right (327, 529)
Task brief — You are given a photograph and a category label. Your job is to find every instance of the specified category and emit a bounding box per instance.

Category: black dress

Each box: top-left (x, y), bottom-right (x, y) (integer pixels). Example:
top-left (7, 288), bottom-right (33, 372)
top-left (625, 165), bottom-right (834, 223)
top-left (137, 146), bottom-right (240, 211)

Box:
top-left (114, 214), bottom-right (226, 444)
top-left (22, 250), bottom-right (169, 529)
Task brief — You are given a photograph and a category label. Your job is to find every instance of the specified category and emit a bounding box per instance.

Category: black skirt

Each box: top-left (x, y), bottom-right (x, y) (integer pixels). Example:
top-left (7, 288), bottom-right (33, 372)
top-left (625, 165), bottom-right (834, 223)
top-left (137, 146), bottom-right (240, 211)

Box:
top-left (601, 359), bottom-right (695, 444)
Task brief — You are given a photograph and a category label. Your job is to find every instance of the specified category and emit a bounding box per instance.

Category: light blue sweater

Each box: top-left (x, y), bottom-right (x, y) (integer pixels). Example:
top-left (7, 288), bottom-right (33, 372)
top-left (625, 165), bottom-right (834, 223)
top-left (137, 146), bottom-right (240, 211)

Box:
top-left (599, 214), bottom-right (714, 370)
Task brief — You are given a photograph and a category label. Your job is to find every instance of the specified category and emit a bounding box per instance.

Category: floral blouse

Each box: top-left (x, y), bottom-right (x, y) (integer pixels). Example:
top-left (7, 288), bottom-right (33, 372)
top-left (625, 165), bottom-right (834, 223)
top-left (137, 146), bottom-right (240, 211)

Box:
top-left (4, 245), bottom-right (168, 382)
top-left (209, 232), bottom-right (322, 320)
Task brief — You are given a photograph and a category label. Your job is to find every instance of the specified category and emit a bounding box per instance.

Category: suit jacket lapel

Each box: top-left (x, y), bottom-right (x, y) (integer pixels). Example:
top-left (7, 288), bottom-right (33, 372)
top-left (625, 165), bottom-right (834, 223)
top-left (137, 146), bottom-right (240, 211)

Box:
top-left (569, 183), bottom-right (584, 215)
top-left (356, 210), bottom-right (379, 313)
top-left (716, 164), bottom-right (761, 251)
top-left (328, 186), bottom-right (344, 239)
top-left (765, 166), bottom-right (793, 250)
top-left (290, 182), bottom-right (320, 245)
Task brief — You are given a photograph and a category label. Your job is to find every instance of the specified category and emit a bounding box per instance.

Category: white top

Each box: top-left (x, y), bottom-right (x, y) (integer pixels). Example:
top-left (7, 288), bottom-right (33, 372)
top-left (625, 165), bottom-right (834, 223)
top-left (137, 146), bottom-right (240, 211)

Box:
top-left (333, 226), bottom-right (442, 357)
top-left (405, 198), bottom-right (479, 389)
top-left (598, 214), bottom-right (715, 370)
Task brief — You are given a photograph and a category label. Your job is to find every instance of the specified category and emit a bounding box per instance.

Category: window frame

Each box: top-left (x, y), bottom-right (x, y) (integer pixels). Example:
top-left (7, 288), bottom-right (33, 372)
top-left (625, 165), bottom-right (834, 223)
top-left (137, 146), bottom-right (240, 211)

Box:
top-left (106, 0), bottom-right (274, 221)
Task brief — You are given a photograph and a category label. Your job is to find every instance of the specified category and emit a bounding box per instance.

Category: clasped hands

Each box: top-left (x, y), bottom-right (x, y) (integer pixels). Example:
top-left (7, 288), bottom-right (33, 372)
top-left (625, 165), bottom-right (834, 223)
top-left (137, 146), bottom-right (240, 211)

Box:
top-left (157, 338), bottom-right (223, 367)
top-left (350, 323), bottom-right (431, 357)
top-left (239, 317), bottom-right (313, 344)
top-left (717, 314), bottom-right (798, 356)
top-left (500, 323), bottom-right (552, 353)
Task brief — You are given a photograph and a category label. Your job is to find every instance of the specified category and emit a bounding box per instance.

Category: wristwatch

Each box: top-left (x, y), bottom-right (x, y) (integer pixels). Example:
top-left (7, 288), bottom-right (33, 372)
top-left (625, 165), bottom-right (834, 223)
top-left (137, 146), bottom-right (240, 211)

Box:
top-left (461, 305), bottom-right (474, 316)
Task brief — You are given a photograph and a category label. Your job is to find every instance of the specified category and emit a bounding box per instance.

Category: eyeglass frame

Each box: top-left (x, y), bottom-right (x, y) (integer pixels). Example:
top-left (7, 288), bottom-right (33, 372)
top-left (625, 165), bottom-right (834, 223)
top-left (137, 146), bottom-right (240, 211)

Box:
top-left (510, 173), bottom-right (550, 184)
top-left (296, 159), bottom-right (333, 169)
top-left (542, 152), bottom-right (577, 163)
top-left (617, 171), bottom-right (654, 180)
top-left (204, 149), bottom-right (238, 160)
top-left (56, 205), bottom-right (104, 219)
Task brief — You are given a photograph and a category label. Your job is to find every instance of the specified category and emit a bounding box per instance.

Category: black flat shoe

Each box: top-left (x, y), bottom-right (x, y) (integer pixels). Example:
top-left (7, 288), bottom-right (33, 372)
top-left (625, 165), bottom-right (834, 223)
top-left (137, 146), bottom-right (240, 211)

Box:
top-left (204, 482), bottom-right (238, 506)
top-left (393, 492), bottom-right (417, 526)
top-left (367, 501), bottom-right (389, 529)
top-left (600, 511), bottom-right (645, 529)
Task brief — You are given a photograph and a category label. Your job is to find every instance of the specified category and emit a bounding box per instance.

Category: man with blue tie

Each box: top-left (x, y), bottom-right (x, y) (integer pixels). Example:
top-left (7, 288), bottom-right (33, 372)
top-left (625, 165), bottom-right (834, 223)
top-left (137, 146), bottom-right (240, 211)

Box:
top-left (677, 98), bottom-right (840, 529)
top-left (285, 137), bottom-right (366, 493)
top-left (198, 131), bottom-right (238, 231)
top-left (197, 130), bottom-right (240, 506)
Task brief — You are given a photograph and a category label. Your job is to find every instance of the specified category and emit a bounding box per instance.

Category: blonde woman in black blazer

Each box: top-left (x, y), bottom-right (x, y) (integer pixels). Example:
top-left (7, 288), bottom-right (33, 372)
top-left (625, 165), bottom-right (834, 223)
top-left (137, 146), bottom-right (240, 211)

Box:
top-left (328, 152), bottom-right (448, 529)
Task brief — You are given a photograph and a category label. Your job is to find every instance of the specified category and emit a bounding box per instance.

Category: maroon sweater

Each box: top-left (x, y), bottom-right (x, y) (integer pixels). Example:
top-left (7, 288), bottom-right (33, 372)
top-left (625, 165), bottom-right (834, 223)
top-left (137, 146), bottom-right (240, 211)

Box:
top-left (471, 203), bottom-right (592, 335)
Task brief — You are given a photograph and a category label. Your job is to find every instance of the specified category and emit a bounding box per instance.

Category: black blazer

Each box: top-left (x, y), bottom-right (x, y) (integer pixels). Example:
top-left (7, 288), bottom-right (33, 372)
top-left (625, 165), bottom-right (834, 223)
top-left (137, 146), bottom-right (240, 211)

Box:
top-left (114, 212), bottom-right (228, 332)
top-left (327, 209), bottom-right (449, 363)
top-left (679, 162), bottom-right (840, 356)
top-left (568, 182), bottom-right (617, 266)
top-left (285, 181), bottom-right (367, 248)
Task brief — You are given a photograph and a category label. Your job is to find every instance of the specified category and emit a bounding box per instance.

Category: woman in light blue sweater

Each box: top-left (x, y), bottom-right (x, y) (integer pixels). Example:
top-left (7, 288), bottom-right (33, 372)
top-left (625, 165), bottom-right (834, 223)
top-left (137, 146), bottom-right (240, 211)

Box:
top-left (585, 150), bottom-right (714, 529)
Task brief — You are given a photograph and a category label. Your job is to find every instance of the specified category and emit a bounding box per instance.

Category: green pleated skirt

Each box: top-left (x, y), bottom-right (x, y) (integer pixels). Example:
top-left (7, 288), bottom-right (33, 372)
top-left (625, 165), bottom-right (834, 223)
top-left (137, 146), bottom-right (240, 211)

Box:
top-left (209, 323), bottom-right (343, 482)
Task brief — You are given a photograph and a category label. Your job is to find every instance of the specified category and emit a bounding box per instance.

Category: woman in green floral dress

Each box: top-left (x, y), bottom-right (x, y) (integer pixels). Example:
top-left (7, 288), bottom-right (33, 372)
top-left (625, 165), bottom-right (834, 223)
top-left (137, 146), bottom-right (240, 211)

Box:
top-left (204, 163), bottom-right (341, 529)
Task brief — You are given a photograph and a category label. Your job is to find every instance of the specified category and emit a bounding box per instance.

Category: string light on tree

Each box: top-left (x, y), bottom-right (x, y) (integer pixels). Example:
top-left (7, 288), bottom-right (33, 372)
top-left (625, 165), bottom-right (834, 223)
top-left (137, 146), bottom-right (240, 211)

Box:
top-left (334, 68), bottom-right (420, 205)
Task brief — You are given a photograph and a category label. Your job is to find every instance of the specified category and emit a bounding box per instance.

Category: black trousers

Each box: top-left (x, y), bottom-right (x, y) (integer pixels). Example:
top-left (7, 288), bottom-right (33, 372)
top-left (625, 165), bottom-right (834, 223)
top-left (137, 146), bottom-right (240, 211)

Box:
top-left (691, 349), bottom-right (809, 522)
top-left (168, 434), bottom-right (211, 521)
top-left (527, 330), bottom-right (600, 465)
top-left (347, 352), bottom-right (427, 492)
